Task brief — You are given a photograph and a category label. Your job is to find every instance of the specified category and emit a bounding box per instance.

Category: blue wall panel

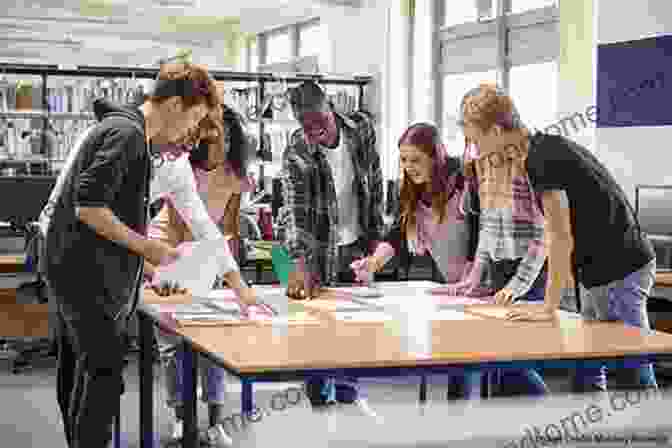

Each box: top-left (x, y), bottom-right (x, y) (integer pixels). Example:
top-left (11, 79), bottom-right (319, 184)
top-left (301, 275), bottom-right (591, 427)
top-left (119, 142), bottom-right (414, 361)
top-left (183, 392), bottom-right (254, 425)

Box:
top-left (597, 34), bottom-right (672, 127)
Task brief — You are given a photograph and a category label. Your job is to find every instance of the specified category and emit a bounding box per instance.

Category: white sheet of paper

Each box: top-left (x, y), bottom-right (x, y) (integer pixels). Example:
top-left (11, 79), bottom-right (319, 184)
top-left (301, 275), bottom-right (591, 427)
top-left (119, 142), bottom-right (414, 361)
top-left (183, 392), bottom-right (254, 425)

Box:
top-left (155, 238), bottom-right (230, 298)
top-left (334, 311), bottom-right (392, 322)
top-left (147, 303), bottom-right (215, 314)
top-left (173, 313), bottom-right (239, 321)
top-left (349, 287), bottom-right (384, 298)
top-left (255, 289), bottom-right (292, 316)
top-left (207, 300), bottom-right (241, 313)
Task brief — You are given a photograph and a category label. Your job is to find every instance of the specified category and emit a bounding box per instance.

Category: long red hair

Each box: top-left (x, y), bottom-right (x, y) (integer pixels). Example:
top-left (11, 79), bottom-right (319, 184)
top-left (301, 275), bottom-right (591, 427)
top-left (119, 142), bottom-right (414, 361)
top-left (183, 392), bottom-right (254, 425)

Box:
top-left (398, 123), bottom-right (459, 235)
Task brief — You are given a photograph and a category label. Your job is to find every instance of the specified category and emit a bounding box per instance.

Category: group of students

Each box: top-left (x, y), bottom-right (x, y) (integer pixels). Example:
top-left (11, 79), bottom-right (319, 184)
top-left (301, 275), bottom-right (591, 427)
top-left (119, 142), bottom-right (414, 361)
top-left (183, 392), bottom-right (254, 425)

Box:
top-left (36, 60), bottom-right (658, 448)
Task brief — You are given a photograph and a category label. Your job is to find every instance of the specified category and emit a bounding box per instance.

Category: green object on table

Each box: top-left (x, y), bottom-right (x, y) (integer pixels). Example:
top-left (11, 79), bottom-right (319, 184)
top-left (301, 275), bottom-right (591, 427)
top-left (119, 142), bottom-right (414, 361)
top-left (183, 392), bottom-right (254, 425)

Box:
top-left (271, 245), bottom-right (294, 286)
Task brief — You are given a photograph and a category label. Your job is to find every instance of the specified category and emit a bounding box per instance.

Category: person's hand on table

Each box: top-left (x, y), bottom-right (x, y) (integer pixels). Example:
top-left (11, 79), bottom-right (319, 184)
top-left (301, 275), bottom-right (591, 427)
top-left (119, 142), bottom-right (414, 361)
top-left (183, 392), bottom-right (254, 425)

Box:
top-left (350, 256), bottom-right (384, 283)
top-left (494, 288), bottom-right (515, 305)
top-left (505, 304), bottom-right (557, 321)
top-left (237, 286), bottom-right (258, 316)
top-left (286, 270), bottom-right (319, 300)
top-left (152, 281), bottom-right (189, 297)
top-left (143, 239), bottom-right (180, 267)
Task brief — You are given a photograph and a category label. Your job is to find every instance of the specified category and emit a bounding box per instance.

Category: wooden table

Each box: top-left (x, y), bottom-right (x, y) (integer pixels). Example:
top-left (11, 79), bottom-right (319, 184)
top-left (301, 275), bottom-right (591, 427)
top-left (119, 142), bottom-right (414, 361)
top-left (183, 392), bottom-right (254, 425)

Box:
top-left (656, 272), bottom-right (672, 287)
top-left (136, 282), bottom-right (672, 448)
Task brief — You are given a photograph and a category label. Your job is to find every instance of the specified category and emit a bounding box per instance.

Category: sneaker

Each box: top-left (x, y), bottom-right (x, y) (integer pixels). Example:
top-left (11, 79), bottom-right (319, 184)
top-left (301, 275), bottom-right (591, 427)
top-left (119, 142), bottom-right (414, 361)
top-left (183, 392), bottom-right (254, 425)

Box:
top-left (171, 419), bottom-right (183, 441)
top-left (355, 398), bottom-right (384, 424)
top-left (201, 424), bottom-right (234, 447)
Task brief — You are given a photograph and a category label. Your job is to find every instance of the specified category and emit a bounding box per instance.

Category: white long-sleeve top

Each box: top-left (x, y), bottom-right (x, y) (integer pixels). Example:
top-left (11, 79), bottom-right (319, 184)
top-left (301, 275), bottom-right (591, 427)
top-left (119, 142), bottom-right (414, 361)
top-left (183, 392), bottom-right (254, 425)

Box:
top-left (149, 154), bottom-right (238, 274)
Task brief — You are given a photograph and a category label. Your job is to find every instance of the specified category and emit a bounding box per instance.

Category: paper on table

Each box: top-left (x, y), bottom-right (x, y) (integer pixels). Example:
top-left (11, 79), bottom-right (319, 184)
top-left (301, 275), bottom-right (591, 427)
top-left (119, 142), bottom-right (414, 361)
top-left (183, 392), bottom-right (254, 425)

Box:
top-left (304, 299), bottom-right (368, 312)
top-left (147, 302), bottom-right (215, 314)
top-left (154, 238), bottom-right (230, 298)
top-left (207, 289), bottom-right (237, 300)
top-left (173, 313), bottom-right (239, 321)
top-left (333, 311), bottom-right (392, 322)
top-left (435, 296), bottom-right (489, 307)
top-left (255, 311), bottom-right (321, 325)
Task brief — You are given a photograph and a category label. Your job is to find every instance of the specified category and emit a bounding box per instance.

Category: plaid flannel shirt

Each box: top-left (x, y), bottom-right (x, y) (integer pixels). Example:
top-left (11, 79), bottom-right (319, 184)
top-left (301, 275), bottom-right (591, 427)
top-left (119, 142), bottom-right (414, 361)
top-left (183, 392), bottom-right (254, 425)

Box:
top-left (278, 111), bottom-right (384, 285)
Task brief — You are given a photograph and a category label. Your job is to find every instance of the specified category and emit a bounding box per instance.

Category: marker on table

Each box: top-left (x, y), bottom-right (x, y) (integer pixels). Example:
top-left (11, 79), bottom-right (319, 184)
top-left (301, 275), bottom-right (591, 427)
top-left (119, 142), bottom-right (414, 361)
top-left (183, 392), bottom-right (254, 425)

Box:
top-left (271, 244), bottom-right (293, 287)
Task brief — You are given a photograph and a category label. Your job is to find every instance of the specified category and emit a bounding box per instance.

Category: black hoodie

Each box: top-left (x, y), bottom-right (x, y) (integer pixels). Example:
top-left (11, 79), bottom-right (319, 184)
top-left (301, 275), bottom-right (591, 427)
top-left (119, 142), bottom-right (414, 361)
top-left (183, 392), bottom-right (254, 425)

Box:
top-left (45, 99), bottom-right (150, 320)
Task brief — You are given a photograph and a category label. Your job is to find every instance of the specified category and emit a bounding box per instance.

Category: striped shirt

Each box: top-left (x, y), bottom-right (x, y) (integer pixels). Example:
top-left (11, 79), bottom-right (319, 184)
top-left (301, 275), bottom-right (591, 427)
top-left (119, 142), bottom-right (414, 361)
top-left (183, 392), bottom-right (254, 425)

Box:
top-left (459, 143), bottom-right (546, 299)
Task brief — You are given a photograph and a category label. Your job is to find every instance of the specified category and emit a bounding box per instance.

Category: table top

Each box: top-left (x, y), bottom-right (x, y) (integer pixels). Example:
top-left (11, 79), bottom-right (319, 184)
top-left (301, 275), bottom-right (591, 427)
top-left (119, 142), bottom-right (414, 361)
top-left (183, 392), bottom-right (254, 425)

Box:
top-left (656, 271), bottom-right (672, 287)
top-left (0, 253), bottom-right (26, 274)
top-left (141, 282), bottom-right (672, 375)
top-left (0, 254), bottom-right (25, 265)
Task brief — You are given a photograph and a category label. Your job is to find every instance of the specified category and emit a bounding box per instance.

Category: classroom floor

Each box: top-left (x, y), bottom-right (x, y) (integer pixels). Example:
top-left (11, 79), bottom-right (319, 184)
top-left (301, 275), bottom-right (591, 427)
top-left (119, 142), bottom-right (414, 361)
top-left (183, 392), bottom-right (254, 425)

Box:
top-left (1, 352), bottom-right (583, 448)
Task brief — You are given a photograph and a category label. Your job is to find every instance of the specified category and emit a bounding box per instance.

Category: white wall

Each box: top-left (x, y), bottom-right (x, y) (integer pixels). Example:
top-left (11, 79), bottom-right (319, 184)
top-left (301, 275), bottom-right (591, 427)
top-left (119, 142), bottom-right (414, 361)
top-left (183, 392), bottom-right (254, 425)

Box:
top-left (322, 1), bottom-right (392, 179)
top-left (322, 1), bottom-right (388, 118)
top-left (595, 0), bottom-right (672, 201)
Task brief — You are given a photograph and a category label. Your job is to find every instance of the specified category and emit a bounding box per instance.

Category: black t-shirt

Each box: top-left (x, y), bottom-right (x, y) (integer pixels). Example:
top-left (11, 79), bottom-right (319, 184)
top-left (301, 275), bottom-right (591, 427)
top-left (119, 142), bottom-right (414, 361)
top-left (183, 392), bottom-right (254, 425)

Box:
top-left (526, 133), bottom-right (654, 288)
top-left (45, 100), bottom-right (150, 320)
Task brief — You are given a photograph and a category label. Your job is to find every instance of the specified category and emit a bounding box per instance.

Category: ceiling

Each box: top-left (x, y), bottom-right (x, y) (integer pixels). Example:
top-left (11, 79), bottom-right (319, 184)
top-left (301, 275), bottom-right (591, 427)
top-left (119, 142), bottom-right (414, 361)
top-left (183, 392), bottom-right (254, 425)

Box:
top-left (0, 0), bottom-right (364, 68)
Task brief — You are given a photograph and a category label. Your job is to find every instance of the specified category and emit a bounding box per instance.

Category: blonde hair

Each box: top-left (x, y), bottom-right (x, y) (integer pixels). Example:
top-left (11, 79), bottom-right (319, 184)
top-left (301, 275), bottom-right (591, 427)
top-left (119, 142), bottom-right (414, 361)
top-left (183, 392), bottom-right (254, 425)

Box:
top-left (460, 84), bottom-right (531, 210)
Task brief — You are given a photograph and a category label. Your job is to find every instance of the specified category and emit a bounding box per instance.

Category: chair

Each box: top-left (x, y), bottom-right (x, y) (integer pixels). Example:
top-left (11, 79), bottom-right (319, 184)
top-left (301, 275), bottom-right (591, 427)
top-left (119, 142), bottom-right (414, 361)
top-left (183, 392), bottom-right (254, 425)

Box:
top-left (0, 176), bottom-right (57, 373)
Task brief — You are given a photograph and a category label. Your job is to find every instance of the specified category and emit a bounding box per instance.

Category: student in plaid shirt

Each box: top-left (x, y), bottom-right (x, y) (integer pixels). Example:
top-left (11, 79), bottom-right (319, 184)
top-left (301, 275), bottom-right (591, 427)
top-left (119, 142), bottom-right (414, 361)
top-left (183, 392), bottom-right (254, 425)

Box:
top-left (277, 80), bottom-right (384, 408)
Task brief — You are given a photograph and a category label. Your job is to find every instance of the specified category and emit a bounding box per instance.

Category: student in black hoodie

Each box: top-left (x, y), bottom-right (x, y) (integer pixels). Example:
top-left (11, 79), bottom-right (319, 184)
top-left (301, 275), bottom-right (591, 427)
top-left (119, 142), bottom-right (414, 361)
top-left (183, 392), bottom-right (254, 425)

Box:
top-left (40, 62), bottom-right (223, 448)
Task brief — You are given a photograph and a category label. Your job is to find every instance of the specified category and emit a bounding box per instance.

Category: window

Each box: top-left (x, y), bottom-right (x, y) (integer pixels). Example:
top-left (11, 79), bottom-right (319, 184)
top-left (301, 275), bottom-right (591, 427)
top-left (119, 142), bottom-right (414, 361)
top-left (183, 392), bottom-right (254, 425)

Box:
top-left (265, 30), bottom-right (292, 65)
top-left (510, 0), bottom-right (557, 14)
top-left (441, 70), bottom-right (497, 155)
top-left (509, 61), bottom-right (558, 131)
top-left (249, 38), bottom-right (259, 71)
top-left (299, 22), bottom-right (327, 58)
top-left (443, 0), bottom-right (478, 27)
top-left (444, 0), bottom-right (500, 27)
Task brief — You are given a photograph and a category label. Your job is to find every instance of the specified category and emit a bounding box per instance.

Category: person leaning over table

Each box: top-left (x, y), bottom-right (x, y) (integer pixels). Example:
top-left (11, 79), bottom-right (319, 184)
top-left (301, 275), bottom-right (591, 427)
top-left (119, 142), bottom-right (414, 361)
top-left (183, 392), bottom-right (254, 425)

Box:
top-left (351, 122), bottom-right (549, 398)
top-left (39, 61), bottom-right (223, 448)
top-left (443, 86), bottom-right (550, 397)
top-left (459, 83), bottom-right (658, 393)
top-left (276, 80), bottom-right (385, 408)
top-left (145, 103), bottom-right (258, 445)
top-left (351, 122), bottom-right (485, 400)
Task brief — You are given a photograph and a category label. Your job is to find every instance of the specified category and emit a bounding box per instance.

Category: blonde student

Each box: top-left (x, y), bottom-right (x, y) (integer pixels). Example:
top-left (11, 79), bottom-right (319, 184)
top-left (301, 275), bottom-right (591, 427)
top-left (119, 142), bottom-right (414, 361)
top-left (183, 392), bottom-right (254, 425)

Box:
top-left (459, 83), bottom-right (657, 393)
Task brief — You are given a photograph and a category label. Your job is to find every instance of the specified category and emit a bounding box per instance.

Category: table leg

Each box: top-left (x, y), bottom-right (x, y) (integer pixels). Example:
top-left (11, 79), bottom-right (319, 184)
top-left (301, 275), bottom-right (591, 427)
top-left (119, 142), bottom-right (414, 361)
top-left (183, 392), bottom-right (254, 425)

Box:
top-left (138, 312), bottom-right (155, 448)
top-left (481, 371), bottom-right (490, 399)
top-left (181, 341), bottom-right (199, 448)
top-left (241, 378), bottom-right (254, 414)
top-left (114, 402), bottom-right (121, 448)
top-left (419, 375), bottom-right (427, 403)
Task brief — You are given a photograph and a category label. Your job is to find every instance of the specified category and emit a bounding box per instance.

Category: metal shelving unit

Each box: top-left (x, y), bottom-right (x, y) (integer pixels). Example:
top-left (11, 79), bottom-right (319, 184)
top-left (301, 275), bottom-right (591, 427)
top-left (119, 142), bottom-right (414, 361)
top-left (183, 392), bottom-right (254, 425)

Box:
top-left (0, 63), bottom-right (372, 179)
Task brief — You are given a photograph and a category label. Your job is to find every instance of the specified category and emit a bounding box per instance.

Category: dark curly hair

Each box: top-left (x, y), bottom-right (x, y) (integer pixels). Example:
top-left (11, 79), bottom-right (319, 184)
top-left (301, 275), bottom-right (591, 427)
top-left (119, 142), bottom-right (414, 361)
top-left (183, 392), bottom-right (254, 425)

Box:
top-left (189, 104), bottom-right (250, 178)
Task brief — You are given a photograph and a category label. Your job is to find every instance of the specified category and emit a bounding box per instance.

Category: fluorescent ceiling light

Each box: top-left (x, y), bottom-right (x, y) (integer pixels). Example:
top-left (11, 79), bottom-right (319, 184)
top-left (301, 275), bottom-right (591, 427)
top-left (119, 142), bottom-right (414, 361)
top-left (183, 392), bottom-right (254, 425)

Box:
top-left (153, 0), bottom-right (198, 7)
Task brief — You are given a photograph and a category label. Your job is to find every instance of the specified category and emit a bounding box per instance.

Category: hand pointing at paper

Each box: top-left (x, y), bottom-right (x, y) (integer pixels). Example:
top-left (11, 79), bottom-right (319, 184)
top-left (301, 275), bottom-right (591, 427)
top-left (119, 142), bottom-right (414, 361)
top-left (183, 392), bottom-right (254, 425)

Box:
top-left (142, 238), bottom-right (180, 268)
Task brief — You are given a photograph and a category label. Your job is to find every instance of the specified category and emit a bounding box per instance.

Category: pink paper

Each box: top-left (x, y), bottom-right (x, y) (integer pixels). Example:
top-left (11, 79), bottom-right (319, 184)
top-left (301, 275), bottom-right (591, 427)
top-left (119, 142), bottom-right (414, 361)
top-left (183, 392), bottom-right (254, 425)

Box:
top-left (434, 295), bottom-right (490, 306)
